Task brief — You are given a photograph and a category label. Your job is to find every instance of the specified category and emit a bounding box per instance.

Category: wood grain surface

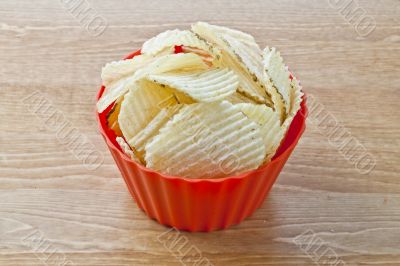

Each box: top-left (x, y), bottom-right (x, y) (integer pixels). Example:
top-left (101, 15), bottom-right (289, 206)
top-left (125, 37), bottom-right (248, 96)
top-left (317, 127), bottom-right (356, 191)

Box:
top-left (1, 0), bottom-right (399, 265)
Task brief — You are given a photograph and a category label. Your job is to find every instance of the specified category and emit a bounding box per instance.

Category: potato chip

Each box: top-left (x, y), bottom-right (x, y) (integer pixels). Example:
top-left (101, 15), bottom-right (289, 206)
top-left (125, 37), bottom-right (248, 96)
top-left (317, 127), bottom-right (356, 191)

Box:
top-left (97, 53), bottom-right (208, 113)
top-left (282, 76), bottom-right (303, 130)
top-left (101, 54), bottom-right (154, 88)
top-left (148, 68), bottom-right (239, 102)
top-left (97, 77), bottom-right (132, 113)
top-left (134, 52), bottom-right (209, 78)
top-left (145, 101), bottom-right (266, 178)
top-left (128, 105), bottom-right (183, 155)
top-left (118, 79), bottom-right (193, 144)
top-left (191, 22), bottom-right (268, 104)
top-left (263, 47), bottom-right (291, 117)
top-left (97, 55), bottom-right (156, 113)
top-left (141, 29), bottom-right (220, 60)
top-left (193, 22), bottom-right (256, 45)
top-left (264, 77), bottom-right (286, 123)
top-left (116, 136), bottom-right (142, 163)
top-left (221, 34), bottom-right (285, 118)
top-left (225, 91), bottom-right (258, 104)
top-left (236, 103), bottom-right (285, 160)
top-left (220, 34), bottom-right (263, 80)
top-left (219, 52), bottom-right (268, 104)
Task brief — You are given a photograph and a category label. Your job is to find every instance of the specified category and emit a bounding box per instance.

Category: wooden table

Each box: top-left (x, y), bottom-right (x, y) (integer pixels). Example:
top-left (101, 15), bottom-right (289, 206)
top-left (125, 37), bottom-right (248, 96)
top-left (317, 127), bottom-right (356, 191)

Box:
top-left (1, 0), bottom-right (399, 265)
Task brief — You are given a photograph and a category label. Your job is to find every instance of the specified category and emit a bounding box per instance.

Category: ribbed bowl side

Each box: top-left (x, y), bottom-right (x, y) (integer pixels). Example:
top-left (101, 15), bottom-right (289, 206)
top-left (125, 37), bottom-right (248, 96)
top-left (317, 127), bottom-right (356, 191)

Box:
top-left (104, 108), bottom-right (303, 232)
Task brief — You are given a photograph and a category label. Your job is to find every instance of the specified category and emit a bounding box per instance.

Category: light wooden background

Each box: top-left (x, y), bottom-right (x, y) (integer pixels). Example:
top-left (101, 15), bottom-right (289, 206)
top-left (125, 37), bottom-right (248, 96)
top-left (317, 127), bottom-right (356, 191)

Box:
top-left (1, 0), bottom-right (399, 265)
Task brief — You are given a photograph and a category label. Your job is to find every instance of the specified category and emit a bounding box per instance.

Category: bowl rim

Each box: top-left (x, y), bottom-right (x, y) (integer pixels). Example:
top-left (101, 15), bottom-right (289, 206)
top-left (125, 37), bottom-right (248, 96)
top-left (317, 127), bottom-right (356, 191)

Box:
top-left (95, 50), bottom-right (307, 183)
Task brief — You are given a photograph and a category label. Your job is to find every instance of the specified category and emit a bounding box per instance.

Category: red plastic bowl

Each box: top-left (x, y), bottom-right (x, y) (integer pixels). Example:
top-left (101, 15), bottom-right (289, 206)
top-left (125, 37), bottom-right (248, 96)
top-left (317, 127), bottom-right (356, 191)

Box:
top-left (96, 50), bottom-right (307, 232)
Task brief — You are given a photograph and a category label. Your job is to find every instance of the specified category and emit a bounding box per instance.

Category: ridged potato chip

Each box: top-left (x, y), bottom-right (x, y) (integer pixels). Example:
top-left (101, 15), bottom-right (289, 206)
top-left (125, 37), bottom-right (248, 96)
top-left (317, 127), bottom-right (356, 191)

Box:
top-left (148, 68), bottom-right (239, 102)
top-left (141, 30), bottom-right (219, 58)
top-left (263, 47), bottom-right (291, 117)
top-left (220, 34), bottom-right (263, 81)
top-left (236, 103), bottom-right (285, 161)
top-left (97, 53), bottom-right (208, 113)
top-left (193, 22), bottom-right (256, 46)
top-left (101, 54), bottom-right (154, 88)
top-left (225, 91), bottom-right (258, 104)
top-left (264, 76), bottom-right (286, 123)
top-left (128, 104), bottom-right (183, 156)
top-left (145, 101), bottom-right (266, 178)
top-left (134, 52), bottom-right (209, 78)
top-left (97, 77), bottom-right (132, 113)
top-left (221, 34), bottom-right (285, 119)
top-left (97, 55), bottom-right (156, 113)
top-left (118, 79), bottom-right (193, 144)
top-left (191, 22), bottom-right (268, 104)
top-left (282, 76), bottom-right (303, 130)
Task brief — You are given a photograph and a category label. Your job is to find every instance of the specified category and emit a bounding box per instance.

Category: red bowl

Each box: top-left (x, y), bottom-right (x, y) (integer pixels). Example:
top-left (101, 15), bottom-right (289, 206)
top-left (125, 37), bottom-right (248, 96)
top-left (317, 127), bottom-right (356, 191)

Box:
top-left (96, 50), bottom-right (307, 232)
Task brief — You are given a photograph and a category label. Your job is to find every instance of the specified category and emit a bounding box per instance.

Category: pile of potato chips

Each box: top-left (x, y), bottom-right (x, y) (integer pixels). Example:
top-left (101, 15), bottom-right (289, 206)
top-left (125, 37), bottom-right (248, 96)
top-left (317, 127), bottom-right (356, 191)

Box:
top-left (97, 22), bottom-right (303, 179)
